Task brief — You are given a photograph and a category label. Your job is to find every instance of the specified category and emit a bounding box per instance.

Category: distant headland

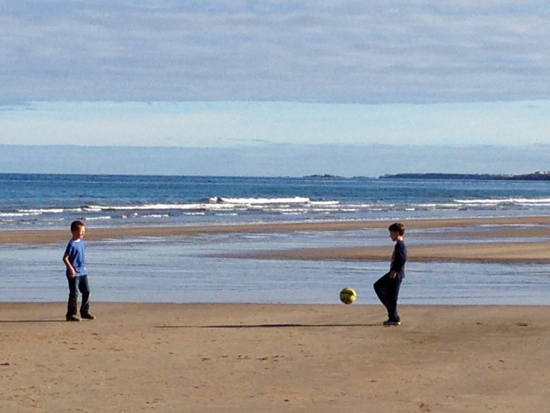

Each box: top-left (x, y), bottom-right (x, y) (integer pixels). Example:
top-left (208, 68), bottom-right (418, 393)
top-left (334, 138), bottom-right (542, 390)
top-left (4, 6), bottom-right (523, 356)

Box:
top-left (303, 174), bottom-right (344, 179)
top-left (379, 171), bottom-right (550, 180)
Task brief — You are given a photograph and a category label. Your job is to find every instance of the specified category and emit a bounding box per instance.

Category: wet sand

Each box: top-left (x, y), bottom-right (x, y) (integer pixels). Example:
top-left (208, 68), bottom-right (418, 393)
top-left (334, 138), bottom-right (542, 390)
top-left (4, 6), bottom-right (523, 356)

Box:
top-left (2, 215), bottom-right (550, 245)
top-left (220, 241), bottom-right (550, 263)
top-left (3, 216), bottom-right (549, 263)
top-left (1, 303), bottom-right (548, 412)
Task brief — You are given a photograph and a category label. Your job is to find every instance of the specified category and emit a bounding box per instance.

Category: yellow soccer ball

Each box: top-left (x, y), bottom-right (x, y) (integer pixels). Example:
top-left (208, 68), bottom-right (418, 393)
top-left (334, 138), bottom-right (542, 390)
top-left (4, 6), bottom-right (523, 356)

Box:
top-left (339, 287), bottom-right (357, 304)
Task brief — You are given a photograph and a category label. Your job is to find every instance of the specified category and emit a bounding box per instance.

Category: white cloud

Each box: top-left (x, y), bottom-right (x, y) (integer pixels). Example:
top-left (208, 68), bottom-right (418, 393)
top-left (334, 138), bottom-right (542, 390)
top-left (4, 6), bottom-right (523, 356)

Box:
top-left (1, 0), bottom-right (550, 104)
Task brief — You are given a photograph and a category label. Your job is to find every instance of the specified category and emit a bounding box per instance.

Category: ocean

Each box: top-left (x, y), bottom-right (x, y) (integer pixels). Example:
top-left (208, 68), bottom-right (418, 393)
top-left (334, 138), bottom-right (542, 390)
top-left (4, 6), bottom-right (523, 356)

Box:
top-left (1, 173), bottom-right (550, 305)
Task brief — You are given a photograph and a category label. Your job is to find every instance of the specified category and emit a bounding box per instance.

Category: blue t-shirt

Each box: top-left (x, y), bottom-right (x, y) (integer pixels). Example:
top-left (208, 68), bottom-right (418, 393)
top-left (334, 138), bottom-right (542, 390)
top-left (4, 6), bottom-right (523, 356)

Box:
top-left (64, 239), bottom-right (87, 277)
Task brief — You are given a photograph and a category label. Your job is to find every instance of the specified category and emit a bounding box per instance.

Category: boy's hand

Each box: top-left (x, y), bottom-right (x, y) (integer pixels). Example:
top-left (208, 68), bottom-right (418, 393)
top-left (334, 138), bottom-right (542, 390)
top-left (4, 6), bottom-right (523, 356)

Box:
top-left (63, 255), bottom-right (77, 278)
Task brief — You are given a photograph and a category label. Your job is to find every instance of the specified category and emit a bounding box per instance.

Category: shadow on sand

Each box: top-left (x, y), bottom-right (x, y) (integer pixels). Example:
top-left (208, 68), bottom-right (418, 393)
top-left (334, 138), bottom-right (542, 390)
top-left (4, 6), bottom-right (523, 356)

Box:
top-left (0, 319), bottom-right (66, 323)
top-left (158, 323), bottom-right (381, 329)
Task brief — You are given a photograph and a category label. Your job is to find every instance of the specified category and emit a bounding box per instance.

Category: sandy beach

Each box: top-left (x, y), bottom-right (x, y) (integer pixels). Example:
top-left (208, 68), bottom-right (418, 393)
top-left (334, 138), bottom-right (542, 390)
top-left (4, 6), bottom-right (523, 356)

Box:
top-left (1, 216), bottom-right (550, 411)
top-left (1, 303), bottom-right (549, 412)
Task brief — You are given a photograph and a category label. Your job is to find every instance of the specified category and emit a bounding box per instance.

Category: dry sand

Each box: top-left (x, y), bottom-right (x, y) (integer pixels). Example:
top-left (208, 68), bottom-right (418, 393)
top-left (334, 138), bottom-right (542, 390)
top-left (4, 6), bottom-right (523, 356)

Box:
top-left (1, 303), bottom-right (549, 412)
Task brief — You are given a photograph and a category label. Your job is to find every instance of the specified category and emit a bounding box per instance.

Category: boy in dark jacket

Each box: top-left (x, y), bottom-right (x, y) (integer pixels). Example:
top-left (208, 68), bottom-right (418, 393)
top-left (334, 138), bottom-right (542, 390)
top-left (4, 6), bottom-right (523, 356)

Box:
top-left (374, 222), bottom-right (407, 326)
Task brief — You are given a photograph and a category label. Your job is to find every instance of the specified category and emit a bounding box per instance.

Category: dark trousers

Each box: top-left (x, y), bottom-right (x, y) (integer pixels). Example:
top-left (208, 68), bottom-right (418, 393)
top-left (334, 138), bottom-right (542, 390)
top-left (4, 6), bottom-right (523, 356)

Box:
top-left (373, 273), bottom-right (402, 322)
top-left (67, 275), bottom-right (91, 317)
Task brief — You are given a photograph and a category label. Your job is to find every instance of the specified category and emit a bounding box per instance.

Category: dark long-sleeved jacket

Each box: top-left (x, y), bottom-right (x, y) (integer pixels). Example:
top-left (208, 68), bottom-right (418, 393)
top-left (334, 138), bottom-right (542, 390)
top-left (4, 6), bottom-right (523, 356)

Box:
top-left (389, 240), bottom-right (407, 278)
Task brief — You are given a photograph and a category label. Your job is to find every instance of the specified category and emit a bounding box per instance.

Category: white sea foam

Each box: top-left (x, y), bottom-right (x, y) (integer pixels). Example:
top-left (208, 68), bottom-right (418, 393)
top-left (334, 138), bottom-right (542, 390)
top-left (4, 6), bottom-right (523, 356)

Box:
top-left (455, 198), bottom-right (550, 205)
top-left (309, 201), bottom-right (340, 206)
top-left (81, 197), bottom-right (330, 216)
top-left (85, 203), bottom-right (204, 211)
top-left (19, 208), bottom-right (83, 214)
top-left (209, 197), bottom-right (311, 204)
top-left (269, 208), bottom-right (309, 214)
top-left (6, 195), bottom-right (550, 230)
top-left (0, 212), bottom-right (40, 217)
top-left (24, 208), bottom-right (66, 214)
top-left (85, 216), bottom-right (112, 221)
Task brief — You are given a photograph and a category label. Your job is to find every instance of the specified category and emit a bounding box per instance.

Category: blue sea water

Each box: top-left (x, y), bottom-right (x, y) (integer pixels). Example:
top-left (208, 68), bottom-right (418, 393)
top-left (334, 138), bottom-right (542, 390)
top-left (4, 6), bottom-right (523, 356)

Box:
top-left (3, 173), bottom-right (550, 229)
top-left (1, 173), bottom-right (550, 305)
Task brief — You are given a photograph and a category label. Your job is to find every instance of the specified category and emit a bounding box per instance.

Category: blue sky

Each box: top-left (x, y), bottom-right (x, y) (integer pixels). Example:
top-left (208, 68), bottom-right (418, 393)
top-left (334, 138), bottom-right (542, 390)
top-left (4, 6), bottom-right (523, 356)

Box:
top-left (1, 1), bottom-right (550, 174)
top-left (2, 100), bottom-right (550, 147)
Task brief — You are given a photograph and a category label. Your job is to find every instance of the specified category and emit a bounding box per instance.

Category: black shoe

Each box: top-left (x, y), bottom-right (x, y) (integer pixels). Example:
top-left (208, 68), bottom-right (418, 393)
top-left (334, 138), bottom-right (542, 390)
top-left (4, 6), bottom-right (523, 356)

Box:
top-left (66, 314), bottom-right (81, 322)
top-left (80, 313), bottom-right (96, 320)
top-left (383, 320), bottom-right (401, 326)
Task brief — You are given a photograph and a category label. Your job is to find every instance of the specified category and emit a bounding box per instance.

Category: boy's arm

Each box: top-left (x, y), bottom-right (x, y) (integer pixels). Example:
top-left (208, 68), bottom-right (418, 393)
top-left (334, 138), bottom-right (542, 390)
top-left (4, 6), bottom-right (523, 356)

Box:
top-left (389, 243), bottom-right (406, 278)
top-left (63, 254), bottom-right (76, 278)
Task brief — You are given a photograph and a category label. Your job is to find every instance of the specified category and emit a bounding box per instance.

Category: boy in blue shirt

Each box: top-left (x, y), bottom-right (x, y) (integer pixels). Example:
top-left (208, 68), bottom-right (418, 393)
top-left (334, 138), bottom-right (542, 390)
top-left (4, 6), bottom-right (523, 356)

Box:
top-left (63, 220), bottom-right (95, 322)
top-left (373, 222), bottom-right (407, 326)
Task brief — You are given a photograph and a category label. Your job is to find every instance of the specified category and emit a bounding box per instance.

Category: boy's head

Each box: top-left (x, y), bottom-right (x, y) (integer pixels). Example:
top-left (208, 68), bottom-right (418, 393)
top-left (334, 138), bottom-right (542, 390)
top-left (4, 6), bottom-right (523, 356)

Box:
top-left (70, 220), bottom-right (86, 239)
top-left (388, 222), bottom-right (405, 241)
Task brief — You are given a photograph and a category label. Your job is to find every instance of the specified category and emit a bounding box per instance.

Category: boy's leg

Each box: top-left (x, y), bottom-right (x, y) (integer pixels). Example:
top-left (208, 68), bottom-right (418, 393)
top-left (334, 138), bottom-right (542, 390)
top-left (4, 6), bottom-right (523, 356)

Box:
top-left (373, 274), bottom-right (401, 322)
top-left (373, 273), bottom-right (389, 308)
top-left (373, 273), bottom-right (393, 315)
top-left (66, 276), bottom-right (79, 320)
top-left (385, 277), bottom-right (402, 322)
top-left (78, 275), bottom-right (92, 317)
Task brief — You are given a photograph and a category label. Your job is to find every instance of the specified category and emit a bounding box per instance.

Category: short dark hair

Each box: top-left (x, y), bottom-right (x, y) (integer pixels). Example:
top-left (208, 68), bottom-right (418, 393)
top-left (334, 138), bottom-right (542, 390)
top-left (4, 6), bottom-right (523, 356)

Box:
top-left (388, 222), bottom-right (405, 235)
top-left (70, 220), bottom-right (85, 231)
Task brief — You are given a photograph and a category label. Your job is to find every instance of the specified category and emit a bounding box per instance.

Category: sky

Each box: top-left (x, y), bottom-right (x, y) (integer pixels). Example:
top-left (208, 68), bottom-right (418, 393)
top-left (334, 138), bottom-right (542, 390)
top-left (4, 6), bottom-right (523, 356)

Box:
top-left (1, 1), bottom-right (550, 174)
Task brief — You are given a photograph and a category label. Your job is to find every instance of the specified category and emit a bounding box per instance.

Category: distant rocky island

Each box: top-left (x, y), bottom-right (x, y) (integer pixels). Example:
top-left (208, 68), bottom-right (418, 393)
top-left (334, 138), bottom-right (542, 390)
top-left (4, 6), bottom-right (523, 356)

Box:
top-left (304, 174), bottom-right (344, 179)
top-left (379, 171), bottom-right (550, 181)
